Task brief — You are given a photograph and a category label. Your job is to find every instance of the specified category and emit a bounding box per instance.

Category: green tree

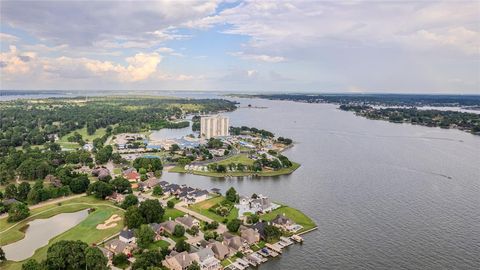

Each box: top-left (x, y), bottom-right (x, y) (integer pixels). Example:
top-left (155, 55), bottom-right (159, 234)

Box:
top-left (264, 225), bottom-right (282, 242)
top-left (110, 177), bottom-right (132, 193)
top-left (121, 194), bottom-right (139, 209)
top-left (175, 239), bottom-right (190, 252)
top-left (125, 206), bottom-right (145, 229)
top-left (69, 175), bottom-right (90, 194)
top-left (173, 224), bottom-right (185, 237)
top-left (87, 181), bottom-right (113, 199)
top-left (227, 219), bottom-right (241, 233)
top-left (45, 240), bottom-right (88, 270)
top-left (21, 259), bottom-right (43, 270)
top-left (152, 186), bottom-right (163, 196)
top-left (167, 200), bottom-right (175, 208)
top-left (85, 247), bottom-right (108, 270)
top-left (0, 247), bottom-right (5, 263)
top-left (187, 261), bottom-right (201, 270)
top-left (139, 199), bottom-right (164, 224)
top-left (8, 202), bottom-right (30, 222)
top-left (17, 182), bottom-right (31, 201)
top-left (112, 253), bottom-right (129, 267)
top-left (131, 250), bottom-right (166, 270)
top-left (135, 224), bottom-right (155, 249)
top-left (225, 187), bottom-right (238, 203)
top-left (5, 184), bottom-right (18, 199)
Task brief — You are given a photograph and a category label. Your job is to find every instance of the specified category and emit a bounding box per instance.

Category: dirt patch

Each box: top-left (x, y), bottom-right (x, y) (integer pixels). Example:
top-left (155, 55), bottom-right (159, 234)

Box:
top-left (96, 214), bottom-right (121, 230)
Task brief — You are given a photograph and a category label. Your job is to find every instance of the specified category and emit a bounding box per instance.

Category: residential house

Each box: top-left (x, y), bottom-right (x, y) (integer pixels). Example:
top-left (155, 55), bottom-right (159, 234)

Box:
top-left (139, 177), bottom-right (160, 190)
top-left (223, 232), bottom-right (247, 253)
top-left (164, 184), bottom-right (182, 196)
top-left (185, 189), bottom-right (209, 204)
top-left (125, 171), bottom-right (140, 182)
top-left (119, 229), bottom-right (136, 243)
top-left (206, 240), bottom-right (231, 260)
top-left (191, 247), bottom-right (221, 270)
top-left (159, 220), bottom-right (179, 235)
top-left (92, 167), bottom-right (111, 181)
top-left (105, 239), bottom-right (135, 256)
top-left (251, 222), bottom-right (267, 241)
top-left (44, 174), bottom-right (62, 187)
top-left (98, 246), bottom-right (113, 264)
top-left (162, 251), bottom-right (194, 270)
top-left (175, 215), bottom-right (200, 229)
top-left (149, 223), bottom-right (163, 240)
top-left (271, 214), bottom-right (295, 230)
top-left (107, 192), bottom-right (125, 203)
top-left (240, 226), bottom-right (260, 245)
top-left (235, 194), bottom-right (277, 217)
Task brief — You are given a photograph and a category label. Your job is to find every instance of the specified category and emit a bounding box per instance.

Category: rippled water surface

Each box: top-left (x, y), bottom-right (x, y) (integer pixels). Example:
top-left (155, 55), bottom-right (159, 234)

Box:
top-left (163, 96), bottom-right (480, 270)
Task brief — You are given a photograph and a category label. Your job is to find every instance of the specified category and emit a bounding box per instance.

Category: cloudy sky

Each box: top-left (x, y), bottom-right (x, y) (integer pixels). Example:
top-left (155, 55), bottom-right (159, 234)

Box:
top-left (0, 0), bottom-right (479, 93)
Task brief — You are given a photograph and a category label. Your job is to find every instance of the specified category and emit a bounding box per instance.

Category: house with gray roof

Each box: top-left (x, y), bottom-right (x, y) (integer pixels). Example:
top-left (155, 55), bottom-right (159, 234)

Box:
top-left (119, 229), bottom-right (136, 243)
top-left (159, 220), bottom-right (180, 235)
top-left (175, 215), bottom-right (200, 229)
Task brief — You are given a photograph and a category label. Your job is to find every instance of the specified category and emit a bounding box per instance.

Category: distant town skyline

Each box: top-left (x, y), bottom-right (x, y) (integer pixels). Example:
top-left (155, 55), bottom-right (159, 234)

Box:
top-left (1, 1), bottom-right (479, 93)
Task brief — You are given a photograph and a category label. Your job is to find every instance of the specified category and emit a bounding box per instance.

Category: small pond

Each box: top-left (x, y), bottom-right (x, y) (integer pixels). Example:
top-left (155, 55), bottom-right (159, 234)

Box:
top-left (3, 209), bottom-right (89, 261)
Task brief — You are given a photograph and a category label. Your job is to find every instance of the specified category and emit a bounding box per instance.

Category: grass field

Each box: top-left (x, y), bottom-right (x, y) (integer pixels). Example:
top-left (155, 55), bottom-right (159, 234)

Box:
top-left (57, 127), bottom-right (107, 149)
top-left (170, 161), bottom-right (300, 177)
top-left (260, 205), bottom-right (316, 233)
top-left (0, 196), bottom-right (125, 270)
top-left (162, 208), bottom-right (185, 222)
top-left (148, 239), bottom-right (170, 250)
top-left (215, 154), bottom-right (254, 166)
top-left (188, 196), bottom-right (239, 223)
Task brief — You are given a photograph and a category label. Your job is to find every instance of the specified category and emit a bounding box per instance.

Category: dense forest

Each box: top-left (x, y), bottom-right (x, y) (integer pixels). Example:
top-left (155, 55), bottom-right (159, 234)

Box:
top-left (0, 96), bottom-right (236, 185)
top-left (339, 105), bottom-right (480, 134)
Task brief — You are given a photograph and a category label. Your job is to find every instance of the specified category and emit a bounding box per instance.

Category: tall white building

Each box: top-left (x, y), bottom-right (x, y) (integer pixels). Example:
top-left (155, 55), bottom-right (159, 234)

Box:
top-left (200, 115), bottom-right (229, 139)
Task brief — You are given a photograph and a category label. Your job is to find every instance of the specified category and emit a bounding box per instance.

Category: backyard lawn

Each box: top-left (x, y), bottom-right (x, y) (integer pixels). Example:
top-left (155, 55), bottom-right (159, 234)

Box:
top-left (260, 205), bottom-right (316, 233)
top-left (148, 239), bottom-right (170, 250)
top-left (162, 208), bottom-right (185, 222)
top-left (188, 196), bottom-right (238, 223)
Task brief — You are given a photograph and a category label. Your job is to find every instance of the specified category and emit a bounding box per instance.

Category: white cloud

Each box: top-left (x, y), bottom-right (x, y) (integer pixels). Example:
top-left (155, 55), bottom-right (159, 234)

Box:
top-left (230, 52), bottom-right (285, 63)
top-left (0, 46), bottom-right (36, 75)
top-left (0, 33), bottom-right (20, 44)
top-left (217, 1), bottom-right (480, 55)
top-left (1, 0), bottom-right (219, 48)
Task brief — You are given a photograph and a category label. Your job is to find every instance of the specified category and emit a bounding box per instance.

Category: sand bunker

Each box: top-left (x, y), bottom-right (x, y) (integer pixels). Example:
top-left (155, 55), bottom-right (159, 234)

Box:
top-left (96, 214), bottom-right (121, 230)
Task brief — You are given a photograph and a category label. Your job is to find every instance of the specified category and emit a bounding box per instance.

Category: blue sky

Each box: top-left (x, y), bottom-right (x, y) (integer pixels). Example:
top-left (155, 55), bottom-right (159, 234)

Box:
top-left (0, 0), bottom-right (479, 93)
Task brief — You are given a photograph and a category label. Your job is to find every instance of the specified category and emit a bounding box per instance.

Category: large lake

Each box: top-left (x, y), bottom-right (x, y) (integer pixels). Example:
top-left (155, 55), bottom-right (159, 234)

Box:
top-left (163, 95), bottom-right (480, 269)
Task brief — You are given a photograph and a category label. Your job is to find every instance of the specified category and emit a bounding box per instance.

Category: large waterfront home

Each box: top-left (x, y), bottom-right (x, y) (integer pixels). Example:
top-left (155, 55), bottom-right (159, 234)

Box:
top-left (235, 194), bottom-right (279, 217)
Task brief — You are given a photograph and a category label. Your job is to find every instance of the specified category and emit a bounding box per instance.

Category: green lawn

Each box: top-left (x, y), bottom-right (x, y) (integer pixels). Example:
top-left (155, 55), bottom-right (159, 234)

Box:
top-left (188, 196), bottom-right (238, 223)
top-left (162, 208), bottom-right (185, 222)
top-left (215, 154), bottom-right (254, 166)
top-left (147, 240), bottom-right (170, 250)
top-left (57, 127), bottom-right (107, 149)
top-left (260, 205), bottom-right (316, 233)
top-left (1, 197), bottom-right (124, 270)
top-left (170, 156), bottom-right (300, 177)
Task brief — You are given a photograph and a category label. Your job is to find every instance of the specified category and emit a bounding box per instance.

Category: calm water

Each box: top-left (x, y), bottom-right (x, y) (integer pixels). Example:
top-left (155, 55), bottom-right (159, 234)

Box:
top-left (163, 96), bottom-right (480, 270)
top-left (3, 210), bottom-right (89, 261)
